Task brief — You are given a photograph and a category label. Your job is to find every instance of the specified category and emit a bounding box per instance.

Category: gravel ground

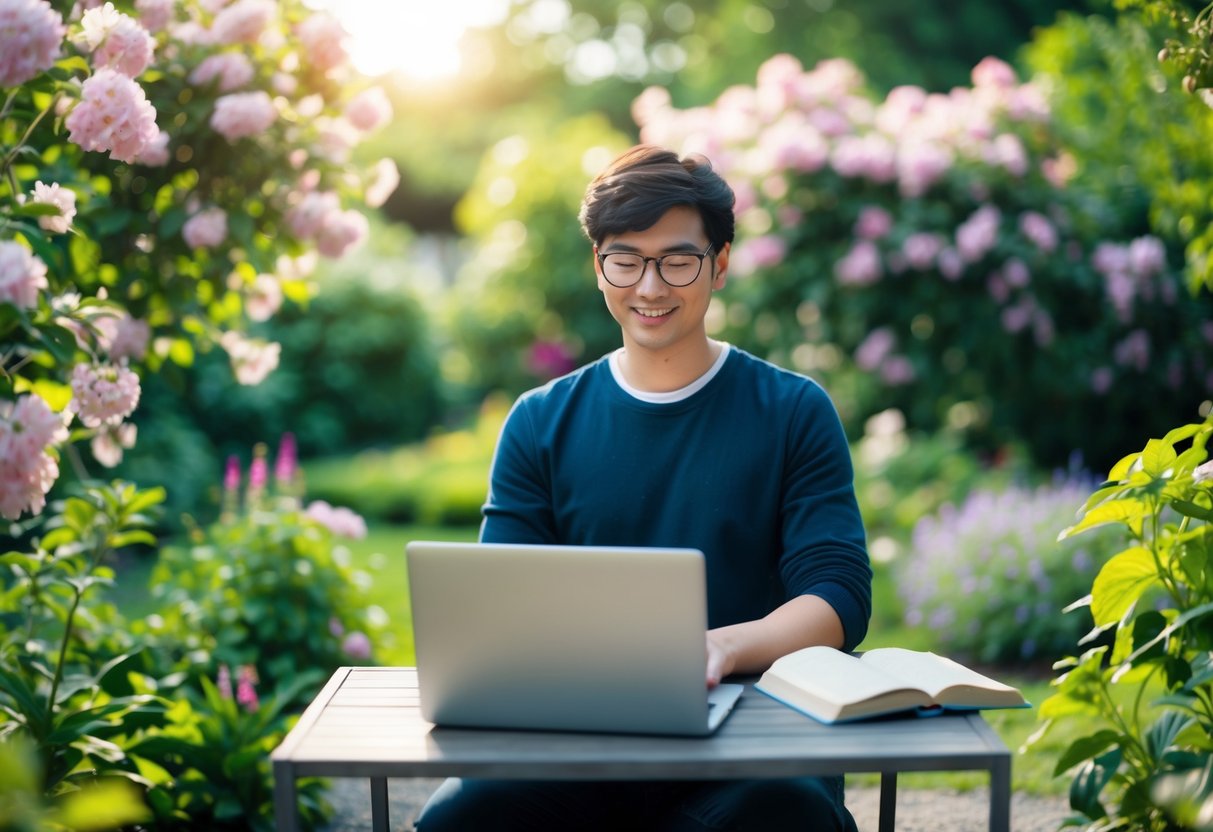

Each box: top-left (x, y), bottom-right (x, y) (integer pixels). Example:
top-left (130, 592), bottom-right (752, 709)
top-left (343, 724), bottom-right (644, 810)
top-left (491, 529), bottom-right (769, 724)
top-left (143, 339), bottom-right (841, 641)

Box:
top-left (319, 777), bottom-right (1071, 831)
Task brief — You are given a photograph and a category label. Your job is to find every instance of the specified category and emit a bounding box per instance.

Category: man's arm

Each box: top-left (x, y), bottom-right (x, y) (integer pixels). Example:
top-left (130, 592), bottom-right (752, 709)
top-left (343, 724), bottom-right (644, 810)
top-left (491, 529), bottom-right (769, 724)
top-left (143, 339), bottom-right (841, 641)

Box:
top-left (704, 594), bottom-right (844, 687)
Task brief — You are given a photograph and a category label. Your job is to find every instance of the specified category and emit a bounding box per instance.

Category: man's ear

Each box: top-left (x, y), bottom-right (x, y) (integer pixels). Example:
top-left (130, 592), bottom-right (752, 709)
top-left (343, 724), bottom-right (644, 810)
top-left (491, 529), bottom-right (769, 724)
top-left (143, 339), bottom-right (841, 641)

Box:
top-left (592, 246), bottom-right (608, 291)
top-left (712, 242), bottom-right (730, 290)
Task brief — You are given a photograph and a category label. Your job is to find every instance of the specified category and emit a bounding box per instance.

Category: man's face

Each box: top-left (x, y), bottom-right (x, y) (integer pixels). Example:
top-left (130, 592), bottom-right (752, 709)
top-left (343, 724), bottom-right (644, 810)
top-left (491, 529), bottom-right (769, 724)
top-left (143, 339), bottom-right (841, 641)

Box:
top-left (593, 205), bottom-right (729, 358)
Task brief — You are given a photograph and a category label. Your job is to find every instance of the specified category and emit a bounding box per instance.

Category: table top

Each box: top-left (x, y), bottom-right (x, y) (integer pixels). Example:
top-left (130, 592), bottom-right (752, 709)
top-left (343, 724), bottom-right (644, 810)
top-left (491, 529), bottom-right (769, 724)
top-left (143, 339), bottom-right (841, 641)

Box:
top-left (272, 667), bottom-right (1011, 781)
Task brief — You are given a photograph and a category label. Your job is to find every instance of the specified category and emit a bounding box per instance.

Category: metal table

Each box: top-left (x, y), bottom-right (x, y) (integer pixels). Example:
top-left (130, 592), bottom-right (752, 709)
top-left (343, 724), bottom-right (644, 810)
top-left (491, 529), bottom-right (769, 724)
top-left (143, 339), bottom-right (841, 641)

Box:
top-left (272, 667), bottom-right (1011, 831)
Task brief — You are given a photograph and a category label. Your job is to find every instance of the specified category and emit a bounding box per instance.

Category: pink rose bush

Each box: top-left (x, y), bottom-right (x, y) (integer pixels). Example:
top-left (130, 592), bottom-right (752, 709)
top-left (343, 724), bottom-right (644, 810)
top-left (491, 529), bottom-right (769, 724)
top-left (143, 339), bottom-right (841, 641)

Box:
top-left (0, 0), bottom-right (399, 520)
top-left (634, 53), bottom-right (1213, 467)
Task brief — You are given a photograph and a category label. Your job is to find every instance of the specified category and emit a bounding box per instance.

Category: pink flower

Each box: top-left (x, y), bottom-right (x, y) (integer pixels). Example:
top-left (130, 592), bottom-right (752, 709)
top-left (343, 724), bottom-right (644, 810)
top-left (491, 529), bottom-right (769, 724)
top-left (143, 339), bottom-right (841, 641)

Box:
top-left (315, 209), bottom-right (368, 258)
top-left (971, 56), bottom-right (1018, 89)
top-left (220, 330), bottom-right (280, 384)
top-left (79, 2), bottom-right (155, 77)
top-left (296, 12), bottom-right (347, 72)
top-left (830, 134), bottom-right (897, 182)
top-left (329, 617), bottom-right (345, 638)
top-left (216, 665), bottom-right (233, 700)
top-left (134, 0), bottom-right (172, 32)
top-left (1113, 329), bottom-right (1151, 372)
top-left (274, 432), bottom-right (296, 485)
top-left (90, 421), bottom-right (136, 467)
top-left (285, 190), bottom-right (339, 240)
top-left (0, 241), bottom-right (49, 308)
top-left (345, 86), bottom-right (392, 132)
top-left (182, 206), bottom-right (227, 248)
top-left (955, 204), bottom-right (1001, 263)
top-left (1003, 258), bottom-right (1031, 288)
top-left (133, 129), bottom-right (170, 165)
top-left (211, 0), bottom-right (274, 45)
top-left (855, 327), bottom-right (895, 371)
top-left (189, 51), bottom-right (254, 91)
top-left (1090, 367), bottom-right (1113, 395)
top-left (854, 206), bottom-right (893, 240)
top-left (65, 68), bottom-right (159, 163)
top-left (880, 355), bottom-right (916, 386)
top-left (834, 240), bottom-right (883, 286)
top-left (732, 234), bottom-right (787, 276)
top-left (342, 631), bottom-right (372, 660)
top-left (1128, 235), bottom-right (1166, 277)
top-left (69, 361), bottom-right (141, 428)
top-left (0, 394), bottom-right (69, 520)
top-left (96, 312), bottom-right (150, 361)
top-left (245, 273), bottom-right (282, 322)
top-left (248, 452), bottom-right (267, 490)
top-left (937, 247), bottom-right (964, 280)
top-left (896, 141), bottom-right (953, 197)
top-left (236, 665), bottom-right (259, 712)
top-left (1000, 299), bottom-right (1034, 334)
top-left (0, 0), bottom-right (66, 88)
top-left (306, 500), bottom-right (368, 539)
top-left (224, 454), bottom-right (241, 492)
top-left (984, 133), bottom-right (1028, 177)
top-left (527, 340), bottom-right (576, 379)
top-left (1018, 211), bottom-right (1057, 253)
top-left (1092, 242), bottom-right (1130, 276)
top-left (210, 90), bottom-right (275, 141)
top-left (901, 232), bottom-right (945, 271)
top-left (28, 181), bottom-right (77, 234)
top-left (364, 158), bottom-right (399, 209)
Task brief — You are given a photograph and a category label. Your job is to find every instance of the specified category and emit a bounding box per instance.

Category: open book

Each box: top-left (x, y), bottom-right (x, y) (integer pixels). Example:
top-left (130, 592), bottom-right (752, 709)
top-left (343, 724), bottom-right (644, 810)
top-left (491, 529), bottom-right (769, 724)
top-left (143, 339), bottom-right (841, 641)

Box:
top-left (755, 646), bottom-right (1029, 724)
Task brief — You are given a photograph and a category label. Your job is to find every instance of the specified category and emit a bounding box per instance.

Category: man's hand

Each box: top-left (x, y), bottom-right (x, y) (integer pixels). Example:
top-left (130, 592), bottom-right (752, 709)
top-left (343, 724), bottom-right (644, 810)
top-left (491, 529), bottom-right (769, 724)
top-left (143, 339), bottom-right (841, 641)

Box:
top-left (704, 595), bottom-right (846, 688)
top-left (705, 631), bottom-right (736, 689)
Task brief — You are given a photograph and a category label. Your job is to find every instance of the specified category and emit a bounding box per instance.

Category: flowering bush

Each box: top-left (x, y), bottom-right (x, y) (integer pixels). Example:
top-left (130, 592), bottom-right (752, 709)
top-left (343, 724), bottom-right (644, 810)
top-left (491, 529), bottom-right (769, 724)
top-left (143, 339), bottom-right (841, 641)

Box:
top-left (897, 472), bottom-right (1124, 664)
top-left (0, 0), bottom-right (398, 522)
top-left (1029, 416), bottom-right (1213, 831)
top-left (633, 52), bottom-right (1213, 469)
top-left (148, 434), bottom-right (386, 710)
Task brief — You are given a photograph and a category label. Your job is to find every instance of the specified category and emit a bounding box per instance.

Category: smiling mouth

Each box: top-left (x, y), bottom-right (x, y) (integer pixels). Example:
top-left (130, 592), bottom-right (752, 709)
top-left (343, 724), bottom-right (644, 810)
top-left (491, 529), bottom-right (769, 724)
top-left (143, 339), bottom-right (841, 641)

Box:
top-left (635, 308), bottom-right (673, 318)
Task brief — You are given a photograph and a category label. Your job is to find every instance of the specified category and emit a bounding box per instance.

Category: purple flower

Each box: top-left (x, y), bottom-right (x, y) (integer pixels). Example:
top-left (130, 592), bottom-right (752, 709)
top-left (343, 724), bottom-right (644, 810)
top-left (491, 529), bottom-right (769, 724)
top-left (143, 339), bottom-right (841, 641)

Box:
top-left (342, 631), bottom-right (372, 660)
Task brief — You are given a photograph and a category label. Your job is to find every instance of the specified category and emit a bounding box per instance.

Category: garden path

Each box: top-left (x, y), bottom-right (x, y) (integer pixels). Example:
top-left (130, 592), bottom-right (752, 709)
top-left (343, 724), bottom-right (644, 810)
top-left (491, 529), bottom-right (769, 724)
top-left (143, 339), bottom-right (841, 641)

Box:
top-left (320, 777), bottom-right (1071, 831)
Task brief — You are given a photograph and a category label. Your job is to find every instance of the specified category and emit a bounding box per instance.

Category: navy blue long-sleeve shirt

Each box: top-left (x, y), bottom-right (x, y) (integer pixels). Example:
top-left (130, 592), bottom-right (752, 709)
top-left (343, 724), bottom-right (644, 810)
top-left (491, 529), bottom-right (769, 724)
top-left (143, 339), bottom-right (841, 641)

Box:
top-left (481, 346), bottom-right (872, 651)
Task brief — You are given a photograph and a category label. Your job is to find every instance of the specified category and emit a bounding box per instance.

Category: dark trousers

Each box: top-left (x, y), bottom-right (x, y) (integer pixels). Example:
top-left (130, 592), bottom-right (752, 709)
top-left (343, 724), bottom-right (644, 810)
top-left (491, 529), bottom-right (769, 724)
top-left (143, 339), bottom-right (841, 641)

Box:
top-left (414, 775), bottom-right (857, 831)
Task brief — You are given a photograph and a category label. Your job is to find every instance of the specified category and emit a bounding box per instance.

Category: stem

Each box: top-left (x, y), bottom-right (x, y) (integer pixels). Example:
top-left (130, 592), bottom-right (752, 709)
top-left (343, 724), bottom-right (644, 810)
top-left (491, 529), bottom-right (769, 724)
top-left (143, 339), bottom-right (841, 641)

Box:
top-left (0, 92), bottom-right (61, 177)
top-left (46, 585), bottom-right (82, 724)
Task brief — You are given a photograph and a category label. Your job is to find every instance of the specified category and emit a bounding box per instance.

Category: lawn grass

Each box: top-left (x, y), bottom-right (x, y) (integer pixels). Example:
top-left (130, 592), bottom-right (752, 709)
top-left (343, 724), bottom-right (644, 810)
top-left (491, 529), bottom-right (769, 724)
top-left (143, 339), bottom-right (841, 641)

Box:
top-left (110, 522), bottom-right (1074, 797)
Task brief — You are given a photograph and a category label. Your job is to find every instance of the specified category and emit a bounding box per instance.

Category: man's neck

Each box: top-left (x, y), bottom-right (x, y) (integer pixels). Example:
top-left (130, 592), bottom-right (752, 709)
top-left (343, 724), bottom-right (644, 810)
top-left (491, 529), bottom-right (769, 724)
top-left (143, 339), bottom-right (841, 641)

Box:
top-left (617, 338), bottom-right (723, 393)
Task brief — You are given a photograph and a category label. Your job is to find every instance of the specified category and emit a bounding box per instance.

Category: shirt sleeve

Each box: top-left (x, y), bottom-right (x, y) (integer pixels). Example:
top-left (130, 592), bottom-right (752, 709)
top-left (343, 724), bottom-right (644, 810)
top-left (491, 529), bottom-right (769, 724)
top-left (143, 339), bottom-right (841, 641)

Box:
top-left (777, 383), bottom-right (873, 651)
top-left (479, 395), bottom-right (559, 544)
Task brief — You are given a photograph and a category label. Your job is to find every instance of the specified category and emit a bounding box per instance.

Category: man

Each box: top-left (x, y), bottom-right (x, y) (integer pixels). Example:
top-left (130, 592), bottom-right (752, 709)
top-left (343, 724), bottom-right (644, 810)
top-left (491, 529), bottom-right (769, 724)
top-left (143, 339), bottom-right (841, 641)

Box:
top-left (416, 145), bottom-right (872, 831)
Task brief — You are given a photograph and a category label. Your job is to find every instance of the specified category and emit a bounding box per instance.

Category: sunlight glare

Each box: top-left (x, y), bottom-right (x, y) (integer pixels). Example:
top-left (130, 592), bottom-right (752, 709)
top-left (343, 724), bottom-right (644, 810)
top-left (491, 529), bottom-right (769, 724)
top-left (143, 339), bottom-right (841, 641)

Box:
top-left (308, 0), bottom-right (509, 81)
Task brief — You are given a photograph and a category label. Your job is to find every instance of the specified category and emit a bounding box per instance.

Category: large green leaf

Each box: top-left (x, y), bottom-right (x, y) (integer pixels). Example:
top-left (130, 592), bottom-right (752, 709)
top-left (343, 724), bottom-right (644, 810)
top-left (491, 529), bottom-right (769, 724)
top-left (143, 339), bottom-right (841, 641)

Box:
top-left (1070, 748), bottom-right (1122, 820)
top-left (1142, 438), bottom-right (1179, 477)
top-left (1091, 546), bottom-right (1160, 626)
top-left (1054, 729), bottom-right (1123, 776)
top-left (1063, 498), bottom-right (1150, 538)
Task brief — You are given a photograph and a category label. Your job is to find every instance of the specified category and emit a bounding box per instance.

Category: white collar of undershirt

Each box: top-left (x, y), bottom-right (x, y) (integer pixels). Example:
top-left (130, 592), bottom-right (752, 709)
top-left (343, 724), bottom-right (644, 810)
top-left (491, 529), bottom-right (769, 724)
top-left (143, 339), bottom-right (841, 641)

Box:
top-left (609, 342), bottom-right (731, 404)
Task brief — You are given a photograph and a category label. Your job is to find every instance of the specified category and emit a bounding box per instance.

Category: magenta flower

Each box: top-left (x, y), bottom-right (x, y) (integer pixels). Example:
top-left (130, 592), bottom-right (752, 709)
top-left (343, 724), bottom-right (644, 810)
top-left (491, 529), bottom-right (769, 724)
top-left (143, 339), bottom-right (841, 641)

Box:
top-left (248, 453), bottom-right (268, 491)
top-left (235, 665), bottom-right (260, 712)
top-left (274, 432), bottom-right (297, 484)
top-left (65, 68), bottom-right (159, 163)
top-left (0, 0), bottom-right (65, 88)
top-left (224, 454), bottom-right (241, 492)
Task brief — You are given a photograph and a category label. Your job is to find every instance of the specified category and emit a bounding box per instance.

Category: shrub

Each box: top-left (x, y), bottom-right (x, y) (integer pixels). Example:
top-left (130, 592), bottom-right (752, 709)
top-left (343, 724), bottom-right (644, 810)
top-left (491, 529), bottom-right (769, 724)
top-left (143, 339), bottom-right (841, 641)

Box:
top-left (897, 472), bottom-right (1123, 665)
top-left (632, 51), bottom-right (1213, 471)
top-left (1029, 417), bottom-right (1213, 832)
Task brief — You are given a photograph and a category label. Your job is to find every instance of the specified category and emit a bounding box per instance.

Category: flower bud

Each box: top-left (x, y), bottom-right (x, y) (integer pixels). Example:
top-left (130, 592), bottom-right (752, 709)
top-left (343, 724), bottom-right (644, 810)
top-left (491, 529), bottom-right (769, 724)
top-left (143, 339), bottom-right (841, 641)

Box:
top-left (1157, 48), bottom-right (1169, 63)
top-left (1184, 74), bottom-right (1198, 94)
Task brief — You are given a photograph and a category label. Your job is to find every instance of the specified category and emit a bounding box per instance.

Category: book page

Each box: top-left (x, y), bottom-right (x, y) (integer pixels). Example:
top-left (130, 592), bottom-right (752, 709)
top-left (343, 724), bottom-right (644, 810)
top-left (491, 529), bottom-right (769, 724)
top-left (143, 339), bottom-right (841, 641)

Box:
top-left (860, 648), bottom-right (1020, 703)
top-left (770, 645), bottom-right (922, 705)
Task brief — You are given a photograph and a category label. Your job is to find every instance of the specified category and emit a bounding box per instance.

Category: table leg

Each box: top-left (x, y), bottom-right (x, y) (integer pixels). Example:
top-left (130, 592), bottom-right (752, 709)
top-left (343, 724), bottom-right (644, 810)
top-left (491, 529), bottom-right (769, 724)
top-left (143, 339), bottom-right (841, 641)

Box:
top-left (272, 761), bottom-right (300, 832)
top-left (989, 757), bottom-right (1011, 832)
top-left (370, 777), bottom-right (390, 832)
top-left (878, 772), bottom-right (897, 832)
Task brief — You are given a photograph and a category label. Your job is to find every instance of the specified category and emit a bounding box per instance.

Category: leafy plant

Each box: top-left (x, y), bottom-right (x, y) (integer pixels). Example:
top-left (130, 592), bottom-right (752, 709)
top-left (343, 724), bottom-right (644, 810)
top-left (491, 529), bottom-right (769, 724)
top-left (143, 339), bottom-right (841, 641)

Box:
top-left (1029, 415), bottom-right (1213, 831)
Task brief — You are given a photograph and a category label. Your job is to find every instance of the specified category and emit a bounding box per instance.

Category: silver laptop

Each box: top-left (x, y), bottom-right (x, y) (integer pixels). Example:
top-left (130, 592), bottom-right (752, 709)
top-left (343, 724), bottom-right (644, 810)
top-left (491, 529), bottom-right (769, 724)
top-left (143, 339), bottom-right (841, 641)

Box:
top-left (405, 540), bottom-right (744, 736)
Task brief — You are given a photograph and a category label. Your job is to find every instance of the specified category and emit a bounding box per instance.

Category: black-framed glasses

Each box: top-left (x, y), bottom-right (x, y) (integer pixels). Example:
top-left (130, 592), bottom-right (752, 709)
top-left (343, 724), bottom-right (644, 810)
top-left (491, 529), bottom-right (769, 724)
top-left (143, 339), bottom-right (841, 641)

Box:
top-left (597, 244), bottom-right (715, 288)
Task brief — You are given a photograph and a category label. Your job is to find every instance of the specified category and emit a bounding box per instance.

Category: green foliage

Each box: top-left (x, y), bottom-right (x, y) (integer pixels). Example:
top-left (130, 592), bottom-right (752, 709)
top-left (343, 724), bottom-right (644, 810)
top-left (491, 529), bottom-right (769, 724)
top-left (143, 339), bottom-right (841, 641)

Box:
top-left (0, 482), bottom-right (164, 796)
top-left (304, 394), bottom-right (509, 525)
top-left (1029, 416), bottom-right (1213, 831)
top-left (1116, 0), bottom-right (1213, 102)
top-left (1024, 12), bottom-right (1213, 295)
top-left (447, 115), bottom-right (632, 395)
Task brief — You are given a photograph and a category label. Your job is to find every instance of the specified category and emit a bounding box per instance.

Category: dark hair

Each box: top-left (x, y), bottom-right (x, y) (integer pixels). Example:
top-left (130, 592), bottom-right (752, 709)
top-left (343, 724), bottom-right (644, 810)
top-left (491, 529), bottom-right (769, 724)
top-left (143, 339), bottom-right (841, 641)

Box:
top-left (578, 145), bottom-right (735, 251)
